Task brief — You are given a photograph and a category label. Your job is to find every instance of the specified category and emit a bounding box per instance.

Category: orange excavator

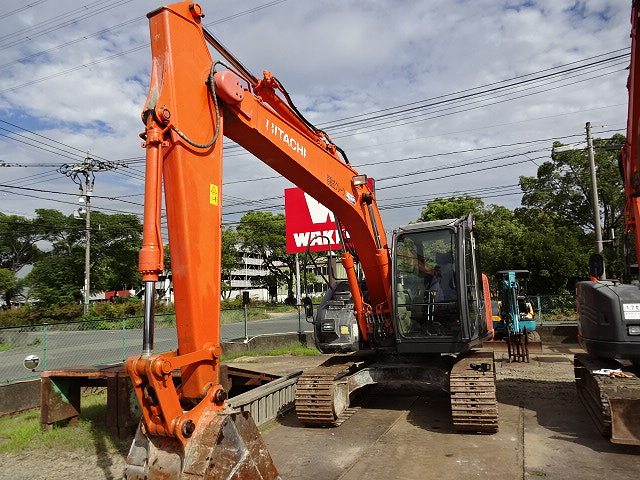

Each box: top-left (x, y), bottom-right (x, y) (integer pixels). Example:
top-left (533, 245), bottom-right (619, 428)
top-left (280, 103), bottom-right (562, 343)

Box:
top-left (124, 2), bottom-right (497, 478)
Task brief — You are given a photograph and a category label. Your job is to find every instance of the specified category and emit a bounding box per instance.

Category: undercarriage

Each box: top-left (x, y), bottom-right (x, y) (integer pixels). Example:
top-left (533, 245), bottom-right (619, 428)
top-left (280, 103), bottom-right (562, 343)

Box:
top-left (574, 353), bottom-right (640, 445)
top-left (295, 351), bottom-right (498, 433)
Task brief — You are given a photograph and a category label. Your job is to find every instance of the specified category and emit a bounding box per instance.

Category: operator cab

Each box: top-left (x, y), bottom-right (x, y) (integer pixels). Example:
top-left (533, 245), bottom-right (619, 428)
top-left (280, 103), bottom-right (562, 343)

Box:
top-left (392, 215), bottom-right (488, 354)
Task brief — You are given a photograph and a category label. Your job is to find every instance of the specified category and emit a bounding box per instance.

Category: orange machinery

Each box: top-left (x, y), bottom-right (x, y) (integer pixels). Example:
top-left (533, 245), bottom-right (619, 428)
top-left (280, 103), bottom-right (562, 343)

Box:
top-left (124, 2), bottom-right (496, 478)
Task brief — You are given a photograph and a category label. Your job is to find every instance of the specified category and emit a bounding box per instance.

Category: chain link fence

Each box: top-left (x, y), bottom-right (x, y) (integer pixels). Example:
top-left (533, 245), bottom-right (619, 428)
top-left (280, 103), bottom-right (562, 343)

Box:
top-left (0, 306), bottom-right (309, 384)
top-left (531, 294), bottom-right (577, 325)
top-left (0, 295), bottom-right (577, 384)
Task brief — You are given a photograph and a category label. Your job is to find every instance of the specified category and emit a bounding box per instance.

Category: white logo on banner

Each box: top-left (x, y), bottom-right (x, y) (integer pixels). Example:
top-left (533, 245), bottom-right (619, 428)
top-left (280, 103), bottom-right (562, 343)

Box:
top-left (304, 193), bottom-right (335, 224)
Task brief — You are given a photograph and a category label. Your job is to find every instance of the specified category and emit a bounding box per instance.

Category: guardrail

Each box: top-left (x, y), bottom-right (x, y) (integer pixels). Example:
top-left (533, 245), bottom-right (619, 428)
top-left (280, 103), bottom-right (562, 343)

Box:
top-left (228, 370), bottom-right (302, 427)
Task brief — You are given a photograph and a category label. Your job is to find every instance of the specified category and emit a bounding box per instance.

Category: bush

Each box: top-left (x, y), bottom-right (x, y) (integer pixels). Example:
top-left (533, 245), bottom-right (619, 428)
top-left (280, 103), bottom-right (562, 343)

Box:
top-left (0, 298), bottom-right (175, 328)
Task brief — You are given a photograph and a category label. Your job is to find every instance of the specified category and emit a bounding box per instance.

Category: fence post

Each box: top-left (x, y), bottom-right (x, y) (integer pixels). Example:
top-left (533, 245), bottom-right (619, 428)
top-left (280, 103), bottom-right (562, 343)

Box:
top-left (121, 317), bottom-right (127, 362)
top-left (244, 305), bottom-right (249, 342)
top-left (42, 323), bottom-right (48, 371)
top-left (536, 295), bottom-right (543, 324)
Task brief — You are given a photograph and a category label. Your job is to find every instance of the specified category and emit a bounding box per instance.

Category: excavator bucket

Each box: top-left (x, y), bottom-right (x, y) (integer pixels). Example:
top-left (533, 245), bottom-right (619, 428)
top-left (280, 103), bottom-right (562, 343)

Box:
top-left (124, 410), bottom-right (280, 480)
top-left (609, 397), bottom-right (640, 446)
top-left (481, 338), bottom-right (543, 356)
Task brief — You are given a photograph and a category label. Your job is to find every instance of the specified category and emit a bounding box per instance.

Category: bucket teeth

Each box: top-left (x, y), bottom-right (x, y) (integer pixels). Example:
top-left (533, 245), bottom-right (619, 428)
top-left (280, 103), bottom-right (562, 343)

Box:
top-left (124, 411), bottom-right (280, 480)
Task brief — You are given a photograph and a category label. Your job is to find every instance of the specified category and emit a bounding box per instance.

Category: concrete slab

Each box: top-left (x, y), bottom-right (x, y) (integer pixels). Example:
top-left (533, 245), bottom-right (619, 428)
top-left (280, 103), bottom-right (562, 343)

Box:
top-left (257, 348), bottom-right (640, 480)
top-left (337, 392), bottom-right (523, 480)
top-left (265, 393), bottom-right (416, 480)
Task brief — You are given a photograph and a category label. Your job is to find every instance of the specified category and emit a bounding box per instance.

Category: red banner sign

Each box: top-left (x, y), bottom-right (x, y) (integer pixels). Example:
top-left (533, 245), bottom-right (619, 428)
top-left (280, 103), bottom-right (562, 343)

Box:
top-left (284, 187), bottom-right (343, 254)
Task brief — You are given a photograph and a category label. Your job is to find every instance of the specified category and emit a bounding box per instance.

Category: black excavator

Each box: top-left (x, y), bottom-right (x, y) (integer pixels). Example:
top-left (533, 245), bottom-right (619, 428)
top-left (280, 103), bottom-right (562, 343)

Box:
top-left (573, 1), bottom-right (640, 447)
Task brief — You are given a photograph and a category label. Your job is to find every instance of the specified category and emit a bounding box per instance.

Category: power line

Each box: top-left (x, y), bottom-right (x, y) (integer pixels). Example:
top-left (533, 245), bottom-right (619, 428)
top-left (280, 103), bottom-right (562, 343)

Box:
top-left (222, 129), bottom-right (587, 185)
top-left (0, 182), bottom-right (144, 207)
top-left (377, 156), bottom-right (547, 191)
top-left (332, 66), bottom-right (627, 139)
top-left (318, 47), bottom-right (630, 128)
top-left (0, 0), bottom-right (290, 94)
top-left (0, 0), bottom-right (133, 51)
top-left (332, 61), bottom-right (626, 136)
top-left (0, 187), bottom-right (142, 216)
top-left (0, 0), bottom-right (49, 22)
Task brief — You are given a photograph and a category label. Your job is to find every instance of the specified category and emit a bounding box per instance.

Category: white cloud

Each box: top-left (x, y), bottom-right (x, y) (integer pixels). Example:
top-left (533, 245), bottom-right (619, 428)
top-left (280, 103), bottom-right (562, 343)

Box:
top-left (0, 0), bottom-right (631, 231)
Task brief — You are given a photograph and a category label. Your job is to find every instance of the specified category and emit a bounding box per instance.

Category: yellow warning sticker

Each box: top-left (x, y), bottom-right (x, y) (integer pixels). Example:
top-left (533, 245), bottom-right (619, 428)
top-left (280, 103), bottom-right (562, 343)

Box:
top-left (340, 325), bottom-right (350, 335)
top-left (210, 184), bottom-right (219, 205)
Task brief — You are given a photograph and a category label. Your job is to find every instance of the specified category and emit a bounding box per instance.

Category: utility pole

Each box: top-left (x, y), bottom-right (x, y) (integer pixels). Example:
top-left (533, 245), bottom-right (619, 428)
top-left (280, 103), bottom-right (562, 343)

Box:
top-left (82, 163), bottom-right (92, 315)
top-left (59, 154), bottom-right (122, 314)
top-left (586, 122), bottom-right (606, 279)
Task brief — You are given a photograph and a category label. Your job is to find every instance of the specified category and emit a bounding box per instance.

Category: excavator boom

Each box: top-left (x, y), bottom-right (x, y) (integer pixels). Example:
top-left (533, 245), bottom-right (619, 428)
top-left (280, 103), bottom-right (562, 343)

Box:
top-left (125, 2), bottom-right (394, 478)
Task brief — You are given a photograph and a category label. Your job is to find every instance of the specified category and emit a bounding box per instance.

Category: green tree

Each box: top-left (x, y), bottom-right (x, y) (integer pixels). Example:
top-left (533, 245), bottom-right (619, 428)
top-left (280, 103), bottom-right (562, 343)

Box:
top-left (520, 134), bottom-right (625, 275)
top-left (0, 213), bottom-right (45, 305)
top-left (88, 212), bottom-right (142, 291)
top-left (221, 228), bottom-right (239, 299)
top-left (27, 209), bottom-right (142, 305)
top-left (415, 195), bottom-right (589, 293)
top-left (237, 211), bottom-right (296, 301)
top-left (418, 195), bottom-right (485, 222)
top-left (0, 268), bottom-right (18, 307)
top-left (0, 212), bottom-right (42, 273)
top-left (163, 244), bottom-right (171, 273)
top-left (28, 254), bottom-right (83, 305)
top-left (511, 208), bottom-right (589, 293)
top-left (474, 204), bottom-right (526, 275)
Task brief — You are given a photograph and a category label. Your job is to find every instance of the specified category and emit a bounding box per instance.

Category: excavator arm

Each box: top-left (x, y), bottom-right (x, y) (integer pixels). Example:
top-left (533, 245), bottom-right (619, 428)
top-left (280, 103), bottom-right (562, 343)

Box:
top-left (125, 2), bottom-right (393, 478)
top-left (623, 1), bottom-right (640, 254)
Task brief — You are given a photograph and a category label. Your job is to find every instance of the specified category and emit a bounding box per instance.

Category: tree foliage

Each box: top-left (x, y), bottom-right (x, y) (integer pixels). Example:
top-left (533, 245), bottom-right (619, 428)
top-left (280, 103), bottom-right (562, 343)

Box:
top-left (520, 134), bottom-right (625, 275)
top-left (416, 195), bottom-right (590, 294)
top-left (21, 209), bottom-right (143, 306)
top-left (221, 228), bottom-right (240, 299)
top-left (0, 268), bottom-right (18, 307)
top-left (418, 196), bottom-right (485, 222)
top-left (0, 212), bottom-right (42, 273)
top-left (237, 211), bottom-right (296, 300)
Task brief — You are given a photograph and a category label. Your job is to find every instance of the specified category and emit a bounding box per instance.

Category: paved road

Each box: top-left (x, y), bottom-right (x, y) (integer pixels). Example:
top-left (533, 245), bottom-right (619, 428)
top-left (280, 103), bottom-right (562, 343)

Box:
top-left (0, 311), bottom-right (312, 383)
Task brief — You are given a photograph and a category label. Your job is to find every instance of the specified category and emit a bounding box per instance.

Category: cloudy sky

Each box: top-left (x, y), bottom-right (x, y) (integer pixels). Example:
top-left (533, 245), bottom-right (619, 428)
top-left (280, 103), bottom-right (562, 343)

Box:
top-left (0, 0), bottom-right (631, 239)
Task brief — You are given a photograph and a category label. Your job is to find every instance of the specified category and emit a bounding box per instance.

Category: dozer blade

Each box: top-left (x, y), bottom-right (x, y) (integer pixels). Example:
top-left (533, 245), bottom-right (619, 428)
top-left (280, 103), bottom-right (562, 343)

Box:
top-left (124, 410), bottom-right (280, 480)
top-left (609, 397), bottom-right (640, 446)
top-left (481, 340), bottom-right (543, 353)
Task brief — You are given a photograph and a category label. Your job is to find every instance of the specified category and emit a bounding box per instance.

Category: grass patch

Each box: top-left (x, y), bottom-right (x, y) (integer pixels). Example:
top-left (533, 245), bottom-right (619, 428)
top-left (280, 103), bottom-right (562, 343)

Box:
top-left (221, 342), bottom-right (320, 362)
top-left (0, 343), bottom-right (317, 454)
top-left (0, 342), bottom-right (13, 352)
top-left (219, 306), bottom-right (295, 324)
top-left (220, 309), bottom-right (269, 324)
top-left (0, 389), bottom-right (130, 455)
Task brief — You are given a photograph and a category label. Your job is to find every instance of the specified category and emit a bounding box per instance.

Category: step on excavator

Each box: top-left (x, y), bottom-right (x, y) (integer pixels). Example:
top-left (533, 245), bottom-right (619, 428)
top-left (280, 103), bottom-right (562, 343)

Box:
top-left (574, 1), bottom-right (640, 447)
top-left (124, 2), bottom-right (499, 478)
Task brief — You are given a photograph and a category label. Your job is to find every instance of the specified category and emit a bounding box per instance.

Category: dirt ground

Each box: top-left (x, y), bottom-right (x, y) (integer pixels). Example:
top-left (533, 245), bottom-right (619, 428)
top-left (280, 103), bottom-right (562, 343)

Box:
top-left (1, 345), bottom-right (638, 480)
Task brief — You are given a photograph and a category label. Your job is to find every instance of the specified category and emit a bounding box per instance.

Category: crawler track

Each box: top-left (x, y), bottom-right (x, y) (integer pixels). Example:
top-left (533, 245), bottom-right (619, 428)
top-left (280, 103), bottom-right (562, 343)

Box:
top-left (449, 351), bottom-right (498, 433)
top-left (574, 353), bottom-right (640, 445)
top-left (295, 356), bottom-right (363, 427)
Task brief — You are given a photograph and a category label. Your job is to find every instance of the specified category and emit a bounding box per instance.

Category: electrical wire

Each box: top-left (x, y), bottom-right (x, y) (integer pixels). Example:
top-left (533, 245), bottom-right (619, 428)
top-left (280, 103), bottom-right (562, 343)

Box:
top-left (0, 0), bottom-right (133, 51)
top-left (0, 0), bottom-right (49, 22)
